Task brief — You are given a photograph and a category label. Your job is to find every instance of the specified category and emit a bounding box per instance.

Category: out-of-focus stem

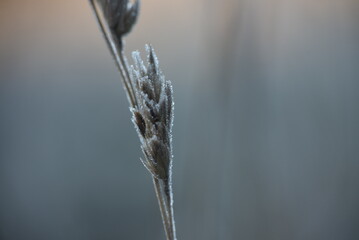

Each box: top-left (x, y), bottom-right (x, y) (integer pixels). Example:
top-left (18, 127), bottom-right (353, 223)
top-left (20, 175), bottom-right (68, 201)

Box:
top-left (153, 177), bottom-right (176, 240)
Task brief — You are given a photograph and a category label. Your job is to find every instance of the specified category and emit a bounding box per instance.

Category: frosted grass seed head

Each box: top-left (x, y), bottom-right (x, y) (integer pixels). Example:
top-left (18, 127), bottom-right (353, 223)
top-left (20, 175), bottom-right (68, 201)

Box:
top-left (131, 45), bottom-right (174, 180)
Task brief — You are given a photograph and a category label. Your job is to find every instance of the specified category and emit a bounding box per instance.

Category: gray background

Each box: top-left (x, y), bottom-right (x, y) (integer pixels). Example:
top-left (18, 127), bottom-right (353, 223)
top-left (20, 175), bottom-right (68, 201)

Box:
top-left (0, 0), bottom-right (358, 239)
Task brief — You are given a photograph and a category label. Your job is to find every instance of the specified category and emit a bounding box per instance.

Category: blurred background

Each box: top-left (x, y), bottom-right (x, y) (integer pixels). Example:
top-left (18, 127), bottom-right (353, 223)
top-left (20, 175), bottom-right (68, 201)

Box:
top-left (1, 0), bottom-right (359, 239)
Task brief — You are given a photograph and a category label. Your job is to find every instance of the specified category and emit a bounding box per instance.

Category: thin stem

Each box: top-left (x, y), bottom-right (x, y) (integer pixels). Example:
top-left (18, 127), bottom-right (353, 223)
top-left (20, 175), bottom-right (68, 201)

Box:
top-left (153, 177), bottom-right (171, 239)
top-left (88, 0), bottom-right (136, 107)
top-left (118, 49), bottom-right (138, 106)
top-left (164, 178), bottom-right (176, 238)
top-left (153, 177), bottom-right (177, 240)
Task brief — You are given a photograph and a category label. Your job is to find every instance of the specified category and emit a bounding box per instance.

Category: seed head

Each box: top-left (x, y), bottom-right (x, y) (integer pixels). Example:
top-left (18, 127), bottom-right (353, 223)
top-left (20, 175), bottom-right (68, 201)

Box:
top-left (130, 45), bottom-right (174, 179)
top-left (97, 0), bottom-right (140, 39)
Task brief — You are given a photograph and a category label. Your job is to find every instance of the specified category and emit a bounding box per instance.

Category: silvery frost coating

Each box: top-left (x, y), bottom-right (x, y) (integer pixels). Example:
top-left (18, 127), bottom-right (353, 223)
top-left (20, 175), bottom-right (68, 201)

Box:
top-left (98, 0), bottom-right (140, 39)
top-left (131, 45), bottom-right (174, 180)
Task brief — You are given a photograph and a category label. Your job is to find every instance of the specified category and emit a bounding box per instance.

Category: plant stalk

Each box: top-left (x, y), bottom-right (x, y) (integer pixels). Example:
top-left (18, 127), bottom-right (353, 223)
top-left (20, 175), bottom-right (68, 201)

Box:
top-left (88, 0), bottom-right (136, 108)
top-left (89, 2), bottom-right (177, 239)
top-left (153, 177), bottom-right (176, 240)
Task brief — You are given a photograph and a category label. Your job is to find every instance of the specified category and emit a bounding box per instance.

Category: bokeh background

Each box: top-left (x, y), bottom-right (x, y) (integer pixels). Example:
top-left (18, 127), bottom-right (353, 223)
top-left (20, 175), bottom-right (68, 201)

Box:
top-left (1, 0), bottom-right (359, 239)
